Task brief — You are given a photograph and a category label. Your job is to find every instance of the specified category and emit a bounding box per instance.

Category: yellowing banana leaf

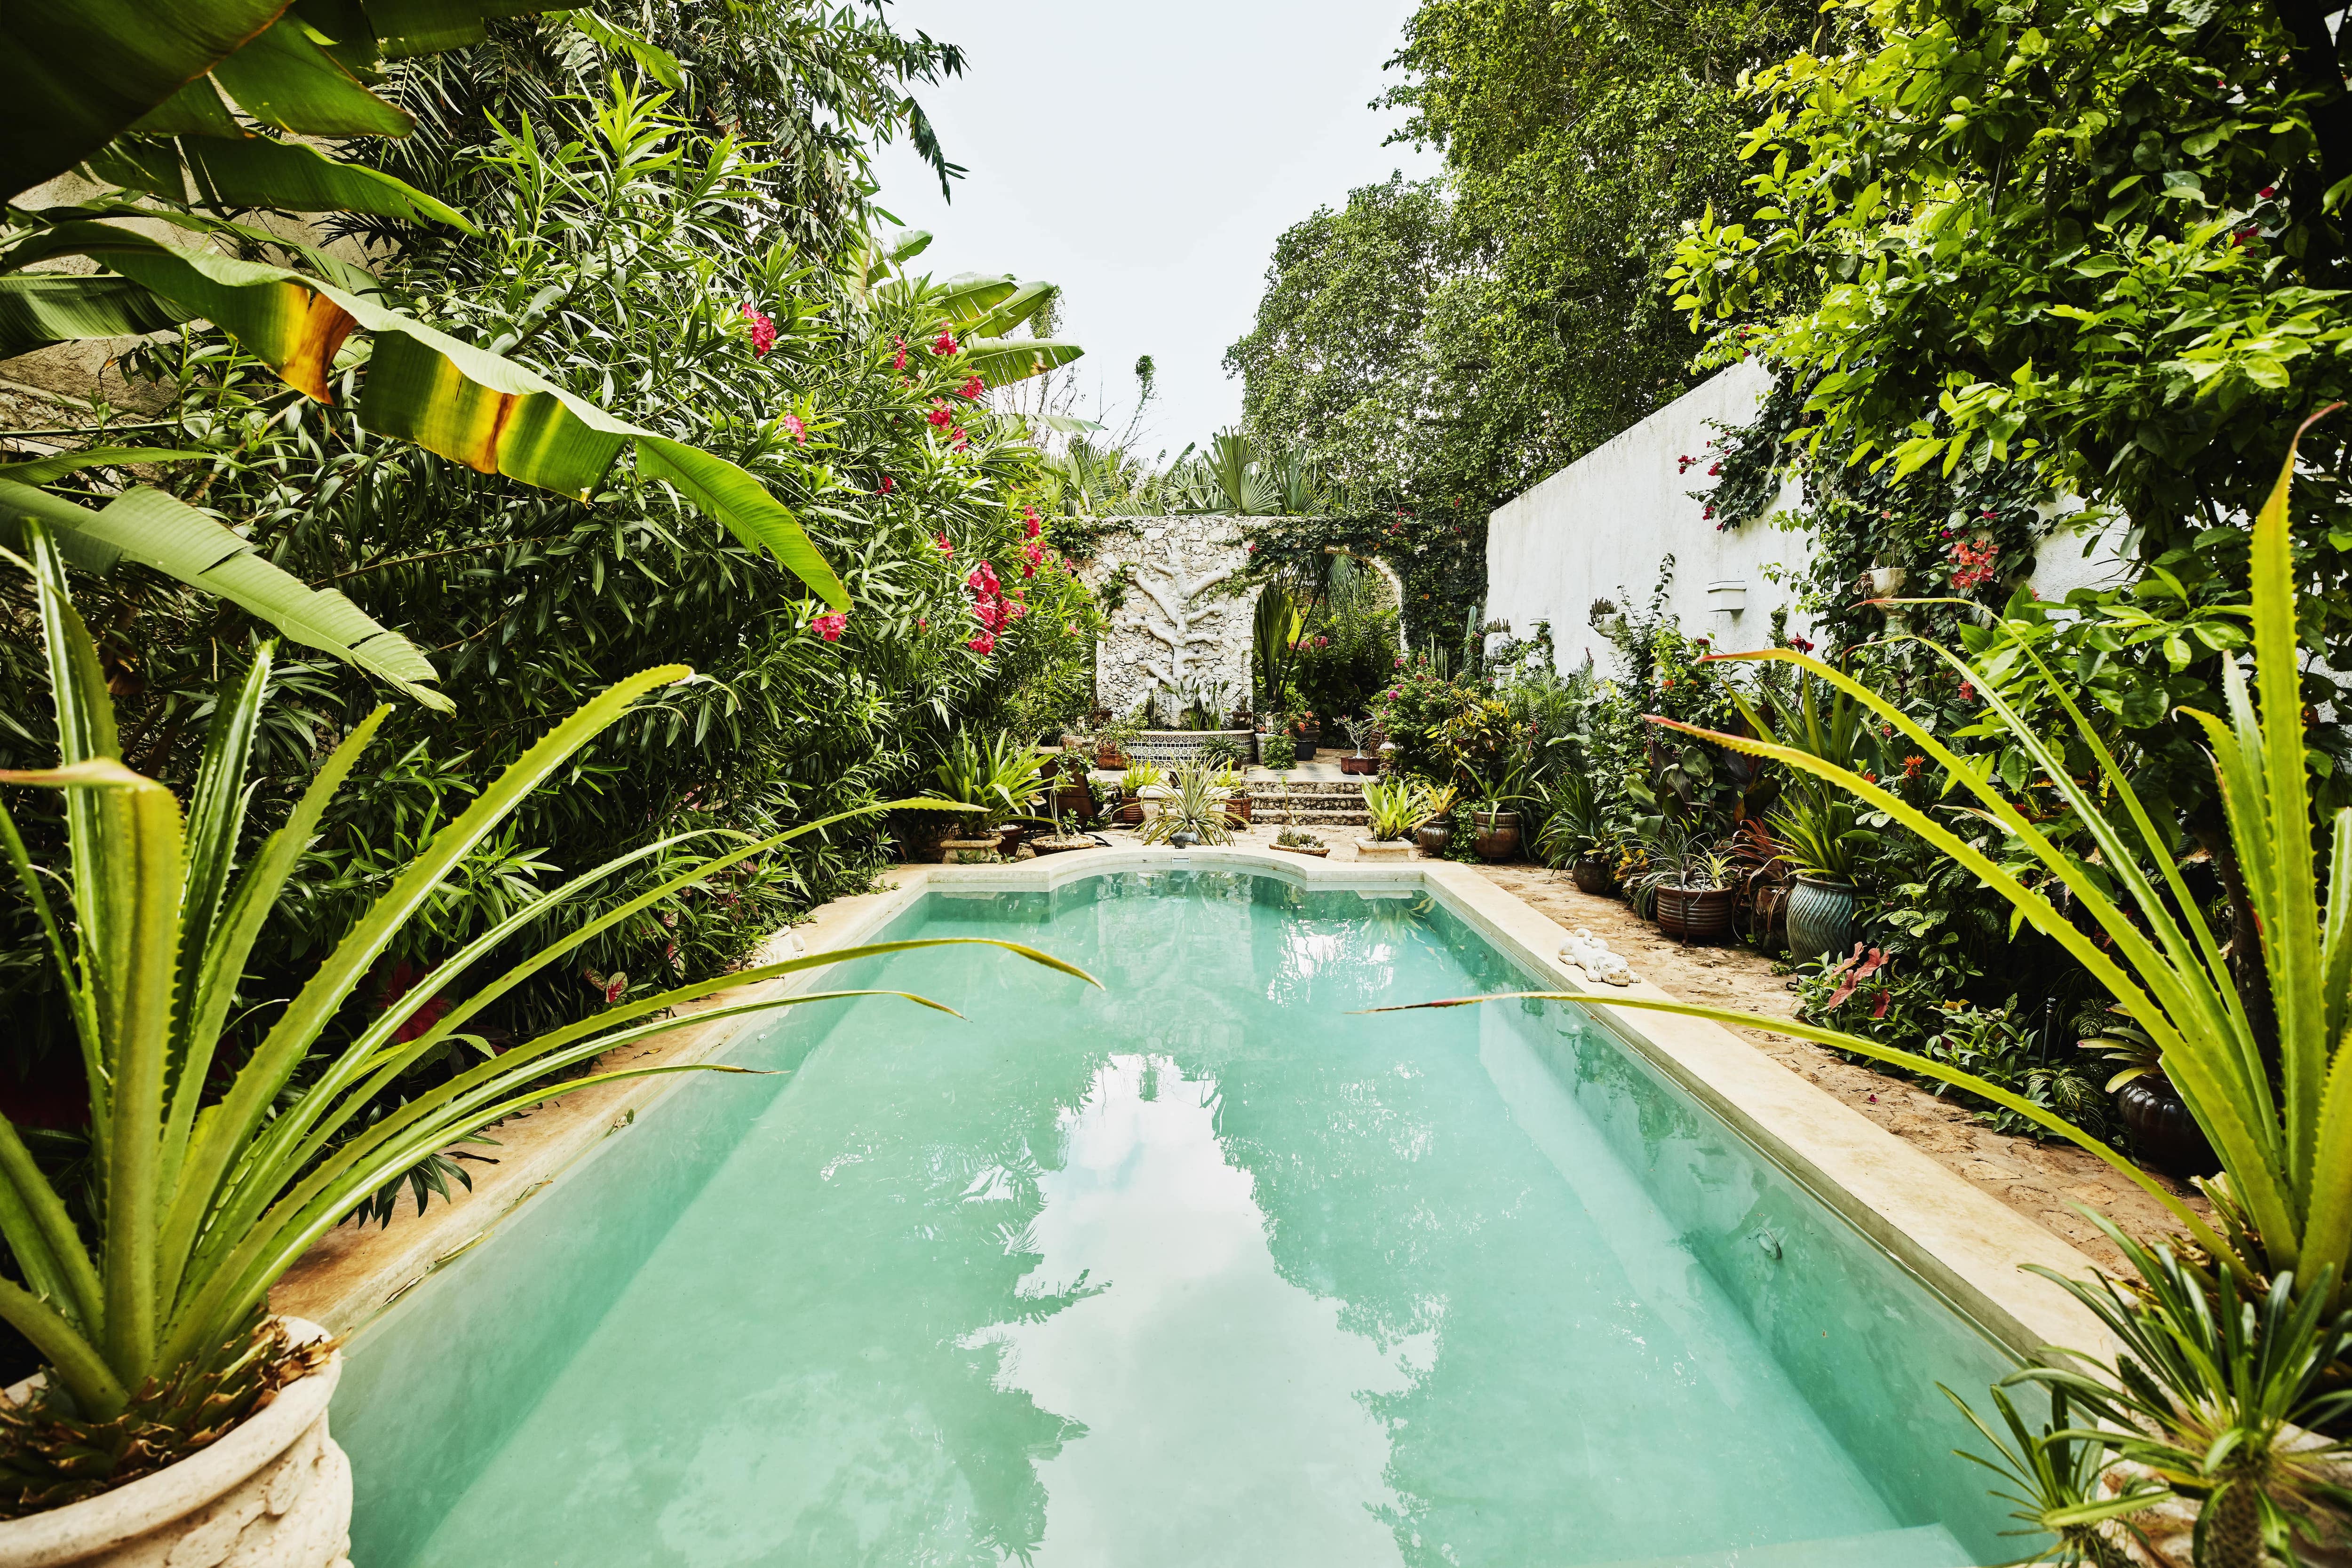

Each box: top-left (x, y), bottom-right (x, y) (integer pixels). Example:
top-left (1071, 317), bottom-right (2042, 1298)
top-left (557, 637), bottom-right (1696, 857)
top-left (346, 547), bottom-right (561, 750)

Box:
top-left (86, 135), bottom-right (475, 229)
top-left (963, 337), bottom-right (1084, 388)
top-left (0, 479), bottom-right (448, 708)
top-left (4, 224), bottom-right (847, 609)
top-left (0, 275), bottom-right (193, 359)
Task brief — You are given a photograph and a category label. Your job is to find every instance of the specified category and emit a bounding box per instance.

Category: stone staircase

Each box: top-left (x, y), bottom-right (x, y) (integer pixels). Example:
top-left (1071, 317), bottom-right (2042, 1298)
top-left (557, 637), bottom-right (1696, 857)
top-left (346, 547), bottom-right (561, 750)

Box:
top-left (1244, 777), bottom-right (1368, 828)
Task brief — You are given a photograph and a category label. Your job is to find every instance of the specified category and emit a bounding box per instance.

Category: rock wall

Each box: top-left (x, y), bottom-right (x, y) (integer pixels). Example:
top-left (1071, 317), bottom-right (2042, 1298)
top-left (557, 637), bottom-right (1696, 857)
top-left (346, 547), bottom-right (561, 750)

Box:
top-left (1080, 516), bottom-right (1258, 719)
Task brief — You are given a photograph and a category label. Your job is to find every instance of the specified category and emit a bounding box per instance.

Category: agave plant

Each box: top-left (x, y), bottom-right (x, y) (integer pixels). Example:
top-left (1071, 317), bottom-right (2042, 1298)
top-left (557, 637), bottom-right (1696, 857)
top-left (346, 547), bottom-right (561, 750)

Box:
top-left (1940, 1380), bottom-right (2164, 1568)
top-left (1373, 421), bottom-right (2352, 1304)
top-left (1138, 766), bottom-right (1235, 846)
top-left (0, 525), bottom-right (1090, 1489)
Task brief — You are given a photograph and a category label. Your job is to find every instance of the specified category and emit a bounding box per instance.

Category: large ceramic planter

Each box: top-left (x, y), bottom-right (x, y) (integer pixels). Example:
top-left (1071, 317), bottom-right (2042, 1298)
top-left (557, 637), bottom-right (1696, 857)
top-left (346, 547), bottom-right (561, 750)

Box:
top-left (2118, 1076), bottom-right (2219, 1177)
top-left (1569, 858), bottom-right (1612, 895)
top-left (1469, 810), bottom-right (1520, 862)
top-left (1654, 885), bottom-right (1736, 943)
top-left (0, 1325), bottom-right (349, 1568)
top-left (1337, 754), bottom-right (1378, 776)
top-left (1414, 818), bottom-right (1453, 857)
top-left (1784, 876), bottom-right (1858, 963)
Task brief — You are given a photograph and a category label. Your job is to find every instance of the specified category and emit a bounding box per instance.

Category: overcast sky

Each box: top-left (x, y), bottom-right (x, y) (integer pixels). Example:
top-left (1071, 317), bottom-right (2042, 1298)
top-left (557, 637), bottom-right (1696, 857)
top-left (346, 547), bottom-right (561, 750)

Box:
top-left (866, 0), bottom-right (1443, 460)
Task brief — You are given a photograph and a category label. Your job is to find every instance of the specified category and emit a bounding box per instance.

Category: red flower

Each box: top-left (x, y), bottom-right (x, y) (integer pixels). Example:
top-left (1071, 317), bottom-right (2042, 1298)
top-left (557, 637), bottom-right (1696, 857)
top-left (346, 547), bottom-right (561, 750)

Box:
top-left (966, 631), bottom-right (996, 654)
top-left (934, 532), bottom-right (954, 553)
top-left (811, 611), bottom-right (846, 642)
top-left (967, 562), bottom-right (1001, 595)
top-left (376, 960), bottom-right (451, 1044)
top-left (891, 336), bottom-right (908, 372)
top-left (932, 330), bottom-right (959, 356)
top-left (950, 428), bottom-right (970, 451)
top-left (1958, 681), bottom-right (1976, 702)
top-left (1022, 506), bottom-right (1041, 538)
top-left (879, 475), bottom-right (895, 494)
top-left (927, 402), bottom-right (954, 428)
top-left (1788, 635), bottom-right (1815, 654)
top-left (958, 374), bottom-right (985, 399)
top-left (1902, 754), bottom-right (1926, 778)
top-left (781, 413), bottom-right (807, 445)
top-left (1023, 539), bottom-right (1045, 577)
top-left (740, 302), bottom-right (776, 356)
top-left (2260, 184), bottom-right (2277, 198)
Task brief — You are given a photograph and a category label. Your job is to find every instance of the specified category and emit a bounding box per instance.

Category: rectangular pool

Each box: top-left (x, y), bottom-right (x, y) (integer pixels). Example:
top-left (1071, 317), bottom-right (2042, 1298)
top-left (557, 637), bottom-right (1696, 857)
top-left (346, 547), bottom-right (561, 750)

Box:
top-left (334, 869), bottom-right (2025, 1567)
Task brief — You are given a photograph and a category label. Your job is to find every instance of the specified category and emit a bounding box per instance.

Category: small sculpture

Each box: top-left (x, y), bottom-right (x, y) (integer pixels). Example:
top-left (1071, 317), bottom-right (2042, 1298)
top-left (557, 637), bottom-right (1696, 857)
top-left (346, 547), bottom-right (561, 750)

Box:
top-left (1560, 928), bottom-right (1634, 987)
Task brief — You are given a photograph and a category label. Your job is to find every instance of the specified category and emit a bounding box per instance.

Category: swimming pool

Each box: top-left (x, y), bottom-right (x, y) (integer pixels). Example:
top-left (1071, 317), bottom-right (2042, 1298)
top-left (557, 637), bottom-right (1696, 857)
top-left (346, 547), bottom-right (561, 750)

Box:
top-left (333, 868), bottom-right (2031, 1567)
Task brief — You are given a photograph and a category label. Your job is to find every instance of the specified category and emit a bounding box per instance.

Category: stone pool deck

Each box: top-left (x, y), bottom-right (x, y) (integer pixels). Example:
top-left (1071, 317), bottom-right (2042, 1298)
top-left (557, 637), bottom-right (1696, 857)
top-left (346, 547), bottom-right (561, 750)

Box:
top-left (276, 840), bottom-right (2136, 1372)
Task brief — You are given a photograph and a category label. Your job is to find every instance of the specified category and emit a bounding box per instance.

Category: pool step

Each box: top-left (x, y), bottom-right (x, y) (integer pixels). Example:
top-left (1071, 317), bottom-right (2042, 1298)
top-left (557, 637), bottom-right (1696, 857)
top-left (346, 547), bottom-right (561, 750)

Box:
top-left (1590, 1523), bottom-right (1973, 1568)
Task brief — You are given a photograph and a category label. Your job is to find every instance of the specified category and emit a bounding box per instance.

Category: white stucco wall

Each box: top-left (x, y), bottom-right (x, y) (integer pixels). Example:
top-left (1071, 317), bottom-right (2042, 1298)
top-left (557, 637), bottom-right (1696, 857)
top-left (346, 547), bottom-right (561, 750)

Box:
top-left (1485, 362), bottom-right (2130, 675)
top-left (1485, 362), bottom-right (1808, 674)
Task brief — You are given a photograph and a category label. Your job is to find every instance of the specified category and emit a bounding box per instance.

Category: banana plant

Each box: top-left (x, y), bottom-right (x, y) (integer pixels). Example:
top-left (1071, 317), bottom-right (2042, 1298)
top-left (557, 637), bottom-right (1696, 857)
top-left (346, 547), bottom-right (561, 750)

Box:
top-left (1369, 415), bottom-right (2352, 1306)
top-left (0, 1), bottom-right (851, 705)
top-left (0, 520), bottom-right (1095, 1429)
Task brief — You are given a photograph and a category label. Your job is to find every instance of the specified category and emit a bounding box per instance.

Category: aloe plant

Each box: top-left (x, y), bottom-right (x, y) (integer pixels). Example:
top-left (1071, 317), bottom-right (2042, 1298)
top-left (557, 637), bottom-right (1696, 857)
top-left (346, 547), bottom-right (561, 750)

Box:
top-left (1371, 419), bottom-right (2351, 1303)
top-left (0, 523), bottom-right (1092, 1445)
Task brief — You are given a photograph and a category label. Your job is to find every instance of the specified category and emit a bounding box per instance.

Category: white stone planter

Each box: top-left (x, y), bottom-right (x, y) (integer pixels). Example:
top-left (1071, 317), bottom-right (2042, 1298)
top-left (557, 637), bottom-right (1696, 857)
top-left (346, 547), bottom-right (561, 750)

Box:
top-left (1354, 839), bottom-right (1414, 862)
top-left (0, 1323), bottom-right (349, 1568)
top-left (1136, 785), bottom-right (1172, 822)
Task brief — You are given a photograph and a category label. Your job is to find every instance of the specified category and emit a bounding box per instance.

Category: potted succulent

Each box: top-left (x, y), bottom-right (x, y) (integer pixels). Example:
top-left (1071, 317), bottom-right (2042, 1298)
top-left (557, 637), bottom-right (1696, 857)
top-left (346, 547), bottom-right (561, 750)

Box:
top-left (1356, 776), bottom-right (1420, 861)
top-left (1767, 791), bottom-right (1873, 961)
top-left (0, 531), bottom-right (1081, 1562)
top-left (1095, 715), bottom-right (1142, 769)
top-left (1271, 826), bottom-right (1328, 858)
top-left (1414, 783), bottom-right (1459, 857)
top-left (1337, 717), bottom-right (1381, 776)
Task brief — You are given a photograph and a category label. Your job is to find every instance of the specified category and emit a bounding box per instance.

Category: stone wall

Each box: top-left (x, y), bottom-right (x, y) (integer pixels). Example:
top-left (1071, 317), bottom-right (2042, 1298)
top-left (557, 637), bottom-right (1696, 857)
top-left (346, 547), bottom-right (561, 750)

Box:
top-left (1080, 515), bottom-right (1258, 719)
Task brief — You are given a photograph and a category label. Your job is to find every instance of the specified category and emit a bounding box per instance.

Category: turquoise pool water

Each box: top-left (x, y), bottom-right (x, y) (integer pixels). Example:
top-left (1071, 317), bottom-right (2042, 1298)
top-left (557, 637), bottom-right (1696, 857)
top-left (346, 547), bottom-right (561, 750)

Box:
top-left (335, 870), bottom-right (2026, 1567)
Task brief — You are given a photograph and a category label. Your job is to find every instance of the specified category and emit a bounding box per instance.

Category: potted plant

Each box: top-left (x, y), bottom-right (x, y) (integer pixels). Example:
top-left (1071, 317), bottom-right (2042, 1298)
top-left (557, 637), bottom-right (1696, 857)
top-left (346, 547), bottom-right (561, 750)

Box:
top-left (930, 729), bottom-right (1049, 859)
top-left (1206, 762), bottom-right (1252, 826)
top-left (1465, 745), bottom-right (1536, 862)
top-left (1338, 717), bottom-right (1381, 776)
top-left (1095, 715), bottom-right (1142, 769)
top-left (1767, 790), bottom-right (1873, 961)
top-left (2084, 1023), bottom-right (2219, 1176)
top-left (1637, 824), bottom-right (1738, 942)
top-left (1119, 760), bottom-right (1165, 824)
top-left (1271, 826), bottom-right (1328, 858)
top-left (1139, 765), bottom-right (1235, 847)
top-left (1356, 776), bottom-right (1420, 861)
top-left (0, 530), bottom-right (1083, 1560)
top-left (1414, 783), bottom-right (1459, 857)
top-left (1288, 710), bottom-right (1320, 762)
top-left (1259, 733), bottom-right (1296, 772)
top-left (1534, 774), bottom-right (1612, 893)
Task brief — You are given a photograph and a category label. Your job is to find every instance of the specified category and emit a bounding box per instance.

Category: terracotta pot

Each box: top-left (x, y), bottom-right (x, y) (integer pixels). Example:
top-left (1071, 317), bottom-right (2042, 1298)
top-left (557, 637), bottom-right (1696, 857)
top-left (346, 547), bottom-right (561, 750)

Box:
top-left (1469, 810), bottom-right (1520, 862)
top-left (1095, 747), bottom-right (1128, 769)
top-left (1054, 784), bottom-right (1092, 822)
top-left (1338, 754), bottom-right (1378, 776)
top-left (1654, 885), bottom-right (1736, 942)
top-left (1785, 877), bottom-right (1858, 963)
top-left (1570, 857), bottom-right (1613, 895)
top-left (1116, 800), bottom-right (1144, 826)
top-left (0, 1323), bottom-right (349, 1568)
top-left (1415, 819), bottom-right (1453, 857)
top-left (2118, 1076), bottom-right (2219, 1177)
top-left (1224, 794), bottom-right (1251, 825)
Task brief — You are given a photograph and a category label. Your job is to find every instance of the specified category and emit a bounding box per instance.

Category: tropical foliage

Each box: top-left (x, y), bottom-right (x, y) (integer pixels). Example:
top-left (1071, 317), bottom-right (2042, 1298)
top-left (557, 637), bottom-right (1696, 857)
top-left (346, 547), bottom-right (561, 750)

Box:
top-left (0, 530), bottom-right (1090, 1505)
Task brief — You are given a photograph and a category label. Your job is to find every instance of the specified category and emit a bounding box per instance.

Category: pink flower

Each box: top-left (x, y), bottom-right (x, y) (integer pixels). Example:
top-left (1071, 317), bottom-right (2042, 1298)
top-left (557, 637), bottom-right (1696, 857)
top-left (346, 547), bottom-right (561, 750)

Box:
top-left (958, 375), bottom-right (985, 399)
top-left (932, 330), bottom-right (959, 356)
top-left (891, 336), bottom-right (908, 372)
top-left (967, 562), bottom-right (1001, 595)
top-left (927, 403), bottom-right (954, 429)
top-left (1022, 506), bottom-right (1041, 538)
top-left (950, 428), bottom-right (970, 451)
top-left (781, 413), bottom-right (807, 445)
top-left (967, 631), bottom-right (996, 655)
top-left (2260, 184), bottom-right (2277, 198)
top-left (740, 302), bottom-right (776, 356)
top-left (934, 533), bottom-right (953, 553)
top-left (1023, 539), bottom-right (1045, 577)
top-left (811, 611), bottom-right (846, 642)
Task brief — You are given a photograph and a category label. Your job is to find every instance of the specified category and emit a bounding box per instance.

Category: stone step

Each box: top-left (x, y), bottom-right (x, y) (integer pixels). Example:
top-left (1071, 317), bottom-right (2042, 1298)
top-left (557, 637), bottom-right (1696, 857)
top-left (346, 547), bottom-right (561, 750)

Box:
top-left (1248, 810), bottom-right (1370, 826)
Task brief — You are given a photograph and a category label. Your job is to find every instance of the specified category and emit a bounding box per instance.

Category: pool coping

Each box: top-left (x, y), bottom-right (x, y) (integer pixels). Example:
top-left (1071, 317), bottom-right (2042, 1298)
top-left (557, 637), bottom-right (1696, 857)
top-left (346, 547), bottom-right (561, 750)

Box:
top-left (277, 846), bottom-right (2121, 1368)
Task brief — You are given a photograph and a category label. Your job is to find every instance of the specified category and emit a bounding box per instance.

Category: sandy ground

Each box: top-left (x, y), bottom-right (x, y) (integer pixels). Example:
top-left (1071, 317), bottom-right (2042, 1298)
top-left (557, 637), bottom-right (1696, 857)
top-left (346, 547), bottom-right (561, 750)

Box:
top-left (1099, 819), bottom-right (2206, 1276)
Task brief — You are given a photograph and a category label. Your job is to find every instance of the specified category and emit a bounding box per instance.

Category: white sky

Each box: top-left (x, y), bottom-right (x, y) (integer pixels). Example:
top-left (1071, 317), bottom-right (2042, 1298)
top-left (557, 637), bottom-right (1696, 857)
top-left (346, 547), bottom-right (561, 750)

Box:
top-left (867, 0), bottom-right (1443, 461)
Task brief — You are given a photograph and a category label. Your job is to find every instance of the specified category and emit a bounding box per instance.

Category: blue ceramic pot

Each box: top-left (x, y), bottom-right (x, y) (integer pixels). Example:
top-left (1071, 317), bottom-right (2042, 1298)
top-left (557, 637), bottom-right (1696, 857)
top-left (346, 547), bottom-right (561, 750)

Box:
top-left (1785, 876), bottom-right (1857, 964)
